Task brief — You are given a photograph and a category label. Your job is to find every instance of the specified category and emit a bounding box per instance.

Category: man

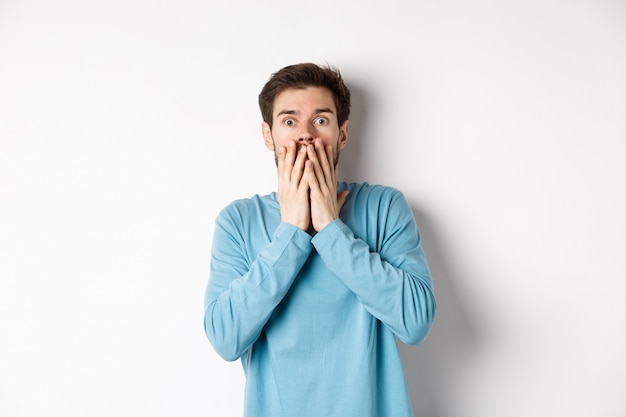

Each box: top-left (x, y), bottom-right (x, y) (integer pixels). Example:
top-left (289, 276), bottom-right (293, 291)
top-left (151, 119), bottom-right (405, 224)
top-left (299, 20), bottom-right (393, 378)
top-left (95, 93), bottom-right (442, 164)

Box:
top-left (204, 63), bottom-right (436, 417)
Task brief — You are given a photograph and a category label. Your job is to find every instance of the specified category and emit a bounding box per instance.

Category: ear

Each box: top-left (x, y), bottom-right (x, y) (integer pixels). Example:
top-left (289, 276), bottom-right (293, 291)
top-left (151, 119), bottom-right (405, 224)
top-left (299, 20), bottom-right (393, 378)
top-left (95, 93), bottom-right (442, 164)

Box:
top-left (338, 120), bottom-right (349, 150)
top-left (262, 122), bottom-right (274, 151)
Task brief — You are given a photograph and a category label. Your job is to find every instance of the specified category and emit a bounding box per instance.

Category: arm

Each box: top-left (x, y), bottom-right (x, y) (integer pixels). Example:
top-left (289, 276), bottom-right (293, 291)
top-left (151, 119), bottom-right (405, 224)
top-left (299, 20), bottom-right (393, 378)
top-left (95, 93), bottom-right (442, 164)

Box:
top-left (311, 190), bottom-right (436, 345)
top-left (205, 138), bottom-right (315, 361)
top-left (204, 211), bottom-right (312, 361)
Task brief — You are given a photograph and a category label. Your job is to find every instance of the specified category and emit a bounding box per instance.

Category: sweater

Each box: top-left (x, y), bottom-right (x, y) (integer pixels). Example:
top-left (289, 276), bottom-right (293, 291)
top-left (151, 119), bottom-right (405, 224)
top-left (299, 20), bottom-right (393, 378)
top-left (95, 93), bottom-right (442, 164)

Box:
top-left (204, 182), bottom-right (436, 417)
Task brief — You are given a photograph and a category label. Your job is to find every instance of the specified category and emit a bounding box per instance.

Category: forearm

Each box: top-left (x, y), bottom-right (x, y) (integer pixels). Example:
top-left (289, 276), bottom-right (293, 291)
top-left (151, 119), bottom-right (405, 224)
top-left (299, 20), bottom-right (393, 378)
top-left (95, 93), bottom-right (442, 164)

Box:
top-left (312, 220), bottom-right (436, 344)
top-left (204, 222), bottom-right (312, 360)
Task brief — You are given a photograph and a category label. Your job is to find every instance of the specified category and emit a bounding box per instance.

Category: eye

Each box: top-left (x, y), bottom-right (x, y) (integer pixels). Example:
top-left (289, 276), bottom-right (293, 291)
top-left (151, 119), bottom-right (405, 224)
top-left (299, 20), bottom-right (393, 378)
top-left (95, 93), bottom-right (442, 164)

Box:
top-left (283, 118), bottom-right (295, 126)
top-left (314, 117), bottom-right (329, 125)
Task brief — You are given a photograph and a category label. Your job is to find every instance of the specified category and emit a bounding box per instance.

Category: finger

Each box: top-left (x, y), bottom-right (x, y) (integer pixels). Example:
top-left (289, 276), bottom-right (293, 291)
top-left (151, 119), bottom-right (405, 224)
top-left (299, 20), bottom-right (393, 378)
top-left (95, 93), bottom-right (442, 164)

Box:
top-left (337, 190), bottom-right (349, 211)
top-left (325, 144), bottom-right (336, 184)
top-left (277, 142), bottom-right (294, 184)
top-left (316, 141), bottom-right (337, 189)
top-left (307, 142), bottom-right (328, 188)
top-left (284, 141), bottom-right (297, 172)
top-left (276, 144), bottom-right (286, 169)
top-left (315, 140), bottom-right (332, 184)
top-left (292, 143), bottom-right (308, 185)
top-left (304, 159), bottom-right (320, 192)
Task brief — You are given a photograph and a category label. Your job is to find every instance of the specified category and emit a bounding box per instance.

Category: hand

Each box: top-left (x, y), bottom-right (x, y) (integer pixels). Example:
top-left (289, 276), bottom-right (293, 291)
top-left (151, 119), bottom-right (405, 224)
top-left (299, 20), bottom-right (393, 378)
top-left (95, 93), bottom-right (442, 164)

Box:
top-left (305, 139), bottom-right (349, 232)
top-left (276, 141), bottom-right (311, 231)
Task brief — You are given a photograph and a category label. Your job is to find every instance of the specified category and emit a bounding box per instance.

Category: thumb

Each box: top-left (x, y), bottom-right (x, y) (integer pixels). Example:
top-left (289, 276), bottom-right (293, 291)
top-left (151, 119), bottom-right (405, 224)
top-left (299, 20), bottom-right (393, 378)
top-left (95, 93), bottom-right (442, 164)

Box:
top-left (337, 190), bottom-right (350, 211)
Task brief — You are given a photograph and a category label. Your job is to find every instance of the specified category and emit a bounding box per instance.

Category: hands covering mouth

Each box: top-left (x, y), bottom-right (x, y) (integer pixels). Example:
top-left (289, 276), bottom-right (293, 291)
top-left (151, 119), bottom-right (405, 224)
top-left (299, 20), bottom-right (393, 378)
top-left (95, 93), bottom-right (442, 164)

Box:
top-left (276, 138), bottom-right (348, 233)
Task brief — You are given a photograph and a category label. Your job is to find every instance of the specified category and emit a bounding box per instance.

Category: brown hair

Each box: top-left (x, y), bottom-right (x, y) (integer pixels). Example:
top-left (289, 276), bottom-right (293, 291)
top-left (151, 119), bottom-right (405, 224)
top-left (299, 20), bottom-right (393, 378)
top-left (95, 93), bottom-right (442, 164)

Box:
top-left (258, 63), bottom-right (351, 129)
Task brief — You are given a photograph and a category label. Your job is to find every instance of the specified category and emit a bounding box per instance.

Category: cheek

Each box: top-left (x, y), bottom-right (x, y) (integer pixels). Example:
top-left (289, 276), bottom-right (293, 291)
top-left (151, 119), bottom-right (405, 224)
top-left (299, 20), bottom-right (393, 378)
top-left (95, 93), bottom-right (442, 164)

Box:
top-left (319, 129), bottom-right (340, 144)
top-left (269, 129), bottom-right (291, 147)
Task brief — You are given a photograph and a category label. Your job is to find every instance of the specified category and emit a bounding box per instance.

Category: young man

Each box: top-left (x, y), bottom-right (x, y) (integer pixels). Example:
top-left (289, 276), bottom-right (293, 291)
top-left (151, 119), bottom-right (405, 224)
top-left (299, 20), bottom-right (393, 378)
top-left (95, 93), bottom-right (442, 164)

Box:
top-left (204, 63), bottom-right (436, 417)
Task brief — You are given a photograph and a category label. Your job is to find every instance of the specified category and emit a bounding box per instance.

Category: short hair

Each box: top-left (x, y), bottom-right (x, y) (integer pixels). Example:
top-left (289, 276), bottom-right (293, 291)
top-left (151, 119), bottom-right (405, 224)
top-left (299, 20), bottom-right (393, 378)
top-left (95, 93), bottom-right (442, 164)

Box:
top-left (258, 63), bottom-right (351, 129)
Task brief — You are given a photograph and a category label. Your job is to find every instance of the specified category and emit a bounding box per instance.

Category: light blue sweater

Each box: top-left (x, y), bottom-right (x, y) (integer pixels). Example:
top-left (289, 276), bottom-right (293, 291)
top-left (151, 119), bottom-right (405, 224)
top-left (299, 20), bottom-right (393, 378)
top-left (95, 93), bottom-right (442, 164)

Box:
top-left (204, 182), bottom-right (436, 417)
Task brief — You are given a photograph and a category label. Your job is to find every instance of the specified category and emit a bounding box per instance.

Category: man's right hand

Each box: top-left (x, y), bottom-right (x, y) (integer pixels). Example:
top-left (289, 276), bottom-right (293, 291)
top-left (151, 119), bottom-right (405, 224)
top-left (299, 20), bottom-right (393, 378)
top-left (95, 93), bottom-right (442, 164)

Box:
top-left (277, 140), bottom-right (310, 231)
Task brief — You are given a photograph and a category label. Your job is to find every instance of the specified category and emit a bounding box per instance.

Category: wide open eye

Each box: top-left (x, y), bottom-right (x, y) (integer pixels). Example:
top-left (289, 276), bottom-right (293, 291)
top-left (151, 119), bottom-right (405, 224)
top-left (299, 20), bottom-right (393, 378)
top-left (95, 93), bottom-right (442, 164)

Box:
top-left (314, 117), bottom-right (329, 126)
top-left (283, 118), bottom-right (295, 126)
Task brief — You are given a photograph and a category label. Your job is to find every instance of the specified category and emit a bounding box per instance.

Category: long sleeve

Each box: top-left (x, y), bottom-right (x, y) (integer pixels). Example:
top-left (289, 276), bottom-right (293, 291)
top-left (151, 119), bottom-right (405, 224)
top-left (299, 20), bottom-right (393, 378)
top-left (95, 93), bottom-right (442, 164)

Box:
top-left (311, 186), bottom-right (436, 345)
top-left (204, 204), bottom-right (313, 361)
top-left (203, 185), bottom-right (435, 417)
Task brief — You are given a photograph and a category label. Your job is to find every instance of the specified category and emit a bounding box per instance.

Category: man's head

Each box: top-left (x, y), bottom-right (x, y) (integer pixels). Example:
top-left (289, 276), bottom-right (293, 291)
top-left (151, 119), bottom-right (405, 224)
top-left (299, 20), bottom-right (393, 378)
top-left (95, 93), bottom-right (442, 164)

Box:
top-left (259, 63), bottom-right (351, 130)
top-left (259, 63), bottom-right (351, 167)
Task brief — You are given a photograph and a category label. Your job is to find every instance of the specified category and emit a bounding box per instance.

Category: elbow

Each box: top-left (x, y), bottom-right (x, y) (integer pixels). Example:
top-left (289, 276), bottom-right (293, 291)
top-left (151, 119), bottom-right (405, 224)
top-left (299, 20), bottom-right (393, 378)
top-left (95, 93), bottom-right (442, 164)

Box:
top-left (398, 318), bottom-right (434, 345)
top-left (203, 304), bottom-right (245, 362)
top-left (206, 330), bottom-right (242, 362)
top-left (211, 343), bottom-right (244, 363)
top-left (398, 294), bottom-right (437, 345)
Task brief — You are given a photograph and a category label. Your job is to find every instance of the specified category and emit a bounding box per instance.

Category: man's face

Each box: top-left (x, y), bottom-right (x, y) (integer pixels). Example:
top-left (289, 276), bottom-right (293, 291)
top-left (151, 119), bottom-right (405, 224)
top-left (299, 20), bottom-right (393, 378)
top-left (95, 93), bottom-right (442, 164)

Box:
top-left (262, 86), bottom-right (349, 167)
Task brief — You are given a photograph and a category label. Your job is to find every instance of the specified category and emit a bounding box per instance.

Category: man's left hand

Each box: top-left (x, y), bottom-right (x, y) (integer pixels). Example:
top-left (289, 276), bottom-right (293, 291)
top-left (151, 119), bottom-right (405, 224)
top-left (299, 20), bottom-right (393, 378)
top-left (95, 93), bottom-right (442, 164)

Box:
top-left (305, 139), bottom-right (349, 232)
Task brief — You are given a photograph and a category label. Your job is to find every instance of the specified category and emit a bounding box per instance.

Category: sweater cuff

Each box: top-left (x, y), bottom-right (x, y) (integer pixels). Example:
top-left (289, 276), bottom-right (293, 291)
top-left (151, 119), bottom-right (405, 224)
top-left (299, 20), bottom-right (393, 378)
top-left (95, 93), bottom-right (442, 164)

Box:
top-left (273, 222), bottom-right (313, 250)
top-left (311, 219), bottom-right (351, 251)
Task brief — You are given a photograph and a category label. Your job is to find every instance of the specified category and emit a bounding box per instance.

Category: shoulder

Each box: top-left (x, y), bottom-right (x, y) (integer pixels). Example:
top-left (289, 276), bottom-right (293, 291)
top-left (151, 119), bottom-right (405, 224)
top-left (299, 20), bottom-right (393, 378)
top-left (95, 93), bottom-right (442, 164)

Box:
top-left (339, 182), bottom-right (416, 248)
top-left (342, 182), bottom-right (414, 224)
top-left (343, 182), bottom-right (405, 205)
top-left (217, 192), bottom-right (278, 223)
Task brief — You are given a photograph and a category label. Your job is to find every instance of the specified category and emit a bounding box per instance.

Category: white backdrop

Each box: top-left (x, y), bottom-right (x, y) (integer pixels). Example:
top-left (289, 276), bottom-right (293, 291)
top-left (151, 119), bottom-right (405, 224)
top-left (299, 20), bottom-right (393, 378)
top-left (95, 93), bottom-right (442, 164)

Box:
top-left (1, 1), bottom-right (625, 416)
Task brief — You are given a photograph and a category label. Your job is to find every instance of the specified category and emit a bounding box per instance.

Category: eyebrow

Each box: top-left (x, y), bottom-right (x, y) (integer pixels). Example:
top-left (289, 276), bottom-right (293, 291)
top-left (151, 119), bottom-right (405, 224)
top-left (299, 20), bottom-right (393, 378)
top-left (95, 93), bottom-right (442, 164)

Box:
top-left (276, 108), bottom-right (335, 118)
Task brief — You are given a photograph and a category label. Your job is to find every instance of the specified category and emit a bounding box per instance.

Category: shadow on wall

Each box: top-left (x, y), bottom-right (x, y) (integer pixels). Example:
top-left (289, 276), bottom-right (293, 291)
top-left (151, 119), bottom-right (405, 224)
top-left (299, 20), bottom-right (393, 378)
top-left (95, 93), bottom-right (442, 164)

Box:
top-left (341, 81), bottom-right (480, 416)
top-left (399, 207), bottom-right (480, 417)
top-left (337, 83), bottom-right (371, 184)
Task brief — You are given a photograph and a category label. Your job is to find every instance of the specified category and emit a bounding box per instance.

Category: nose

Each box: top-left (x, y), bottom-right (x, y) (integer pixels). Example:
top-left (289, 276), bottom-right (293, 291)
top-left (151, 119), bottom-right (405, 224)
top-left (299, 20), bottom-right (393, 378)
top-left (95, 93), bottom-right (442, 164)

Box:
top-left (298, 135), bottom-right (314, 143)
top-left (298, 125), bottom-right (316, 143)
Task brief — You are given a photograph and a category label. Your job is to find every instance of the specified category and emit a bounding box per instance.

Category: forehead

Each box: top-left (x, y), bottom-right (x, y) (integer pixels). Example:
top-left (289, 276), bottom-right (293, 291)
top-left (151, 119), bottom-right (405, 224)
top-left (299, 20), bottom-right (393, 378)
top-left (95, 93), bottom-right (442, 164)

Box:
top-left (273, 87), bottom-right (336, 117)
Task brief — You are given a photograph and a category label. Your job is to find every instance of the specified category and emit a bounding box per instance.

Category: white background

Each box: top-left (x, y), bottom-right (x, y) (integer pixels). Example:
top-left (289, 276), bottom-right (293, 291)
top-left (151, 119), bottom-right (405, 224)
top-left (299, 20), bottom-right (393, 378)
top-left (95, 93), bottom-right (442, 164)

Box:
top-left (1, 0), bottom-right (625, 416)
